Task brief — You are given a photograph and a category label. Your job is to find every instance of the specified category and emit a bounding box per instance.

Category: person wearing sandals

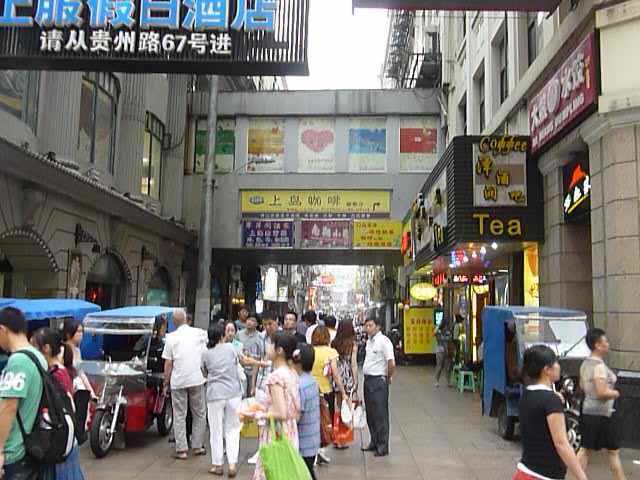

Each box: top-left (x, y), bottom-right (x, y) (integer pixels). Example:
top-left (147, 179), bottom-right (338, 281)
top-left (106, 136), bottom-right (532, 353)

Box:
top-left (331, 320), bottom-right (358, 449)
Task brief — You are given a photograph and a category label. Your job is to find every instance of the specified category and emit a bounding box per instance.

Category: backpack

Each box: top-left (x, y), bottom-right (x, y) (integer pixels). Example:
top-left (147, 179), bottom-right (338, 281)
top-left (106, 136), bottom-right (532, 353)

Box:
top-left (16, 350), bottom-right (76, 465)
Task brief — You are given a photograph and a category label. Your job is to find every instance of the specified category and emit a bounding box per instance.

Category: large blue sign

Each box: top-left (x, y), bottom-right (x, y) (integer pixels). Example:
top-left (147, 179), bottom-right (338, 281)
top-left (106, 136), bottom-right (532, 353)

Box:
top-left (242, 220), bottom-right (294, 249)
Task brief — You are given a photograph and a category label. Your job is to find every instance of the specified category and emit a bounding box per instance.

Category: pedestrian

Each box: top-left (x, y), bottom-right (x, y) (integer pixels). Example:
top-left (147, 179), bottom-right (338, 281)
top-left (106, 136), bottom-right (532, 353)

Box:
top-left (361, 317), bottom-right (395, 458)
top-left (202, 324), bottom-right (243, 477)
top-left (235, 305), bottom-right (250, 333)
top-left (225, 320), bottom-right (268, 399)
top-left (331, 320), bottom-right (358, 449)
top-left (434, 321), bottom-right (452, 388)
top-left (324, 315), bottom-right (338, 343)
top-left (162, 309), bottom-right (208, 460)
top-left (577, 328), bottom-right (627, 480)
top-left (514, 345), bottom-right (587, 480)
top-left (238, 314), bottom-right (264, 398)
top-left (0, 307), bottom-right (51, 478)
top-left (296, 311), bottom-right (309, 338)
top-left (304, 310), bottom-right (318, 345)
top-left (311, 325), bottom-right (346, 464)
top-left (31, 327), bottom-right (85, 480)
top-left (294, 344), bottom-right (320, 480)
top-left (283, 311), bottom-right (307, 344)
top-left (242, 332), bottom-right (300, 480)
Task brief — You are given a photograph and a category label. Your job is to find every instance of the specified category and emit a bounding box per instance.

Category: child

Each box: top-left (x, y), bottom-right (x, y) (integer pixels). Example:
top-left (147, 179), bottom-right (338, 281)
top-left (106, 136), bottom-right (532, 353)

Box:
top-left (294, 343), bottom-right (320, 480)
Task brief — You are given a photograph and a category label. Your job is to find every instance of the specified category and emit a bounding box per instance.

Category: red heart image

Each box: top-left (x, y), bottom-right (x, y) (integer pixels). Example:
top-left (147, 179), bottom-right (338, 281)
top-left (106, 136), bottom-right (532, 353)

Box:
top-left (301, 129), bottom-right (334, 153)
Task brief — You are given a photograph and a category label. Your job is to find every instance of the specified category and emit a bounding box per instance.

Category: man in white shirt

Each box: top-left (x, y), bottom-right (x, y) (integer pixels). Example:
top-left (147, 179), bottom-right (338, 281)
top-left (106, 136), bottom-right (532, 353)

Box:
top-left (361, 317), bottom-right (395, 457)
top-left (163, 309), bottom-right (208, 459)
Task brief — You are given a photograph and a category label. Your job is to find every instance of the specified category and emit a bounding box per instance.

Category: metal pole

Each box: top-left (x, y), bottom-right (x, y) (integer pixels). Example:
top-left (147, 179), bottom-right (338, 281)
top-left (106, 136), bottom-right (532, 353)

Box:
top-left (194, 75), bottom-right (219, 329)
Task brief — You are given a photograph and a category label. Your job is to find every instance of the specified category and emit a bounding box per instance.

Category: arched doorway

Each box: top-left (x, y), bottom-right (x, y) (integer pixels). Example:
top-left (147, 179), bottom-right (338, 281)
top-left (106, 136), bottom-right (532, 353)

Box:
top-left (86, 254), bottom-right (127, 309)
top-left (146, 267), bottom-right (172, 306)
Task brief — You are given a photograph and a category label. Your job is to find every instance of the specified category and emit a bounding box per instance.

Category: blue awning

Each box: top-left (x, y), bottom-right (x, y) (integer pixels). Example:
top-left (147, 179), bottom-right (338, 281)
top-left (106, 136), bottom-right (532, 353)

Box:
top-left (86, 306), bottom-right (179, 319)
top-left (1, 299), bottom-right (101, 321)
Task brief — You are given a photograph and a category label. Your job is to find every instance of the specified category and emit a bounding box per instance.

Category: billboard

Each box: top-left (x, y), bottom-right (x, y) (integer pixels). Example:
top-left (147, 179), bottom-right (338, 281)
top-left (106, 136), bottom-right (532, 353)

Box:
top-left (242, 220), bottom-right (294, 248)
top-left (247, 118), bottom-right (285, 173)
top-left (300, 220), bottom-right (350, 249)
top-left (352, 220), bottom-right (402, 249)
top-left (348, 117), bottom-right (386, 173)
top-left (400, 117), bottom-right (438, 172)
top-left (352, 0), bottom-right (560, 11)
top-left (403, 307), bottom-right (436, 355)
top-left (298, 118), bottom-right (336, 173)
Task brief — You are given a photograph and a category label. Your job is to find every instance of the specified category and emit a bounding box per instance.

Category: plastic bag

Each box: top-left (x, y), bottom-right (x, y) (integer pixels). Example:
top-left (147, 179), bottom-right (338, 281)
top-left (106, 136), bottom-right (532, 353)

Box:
top-left (340, 397), bottom-right (352, 425)
top-left (352, 400), bottom-right (366, 429)
top-left (333, 411), bottom-right (354, 447)
top-left (259, 420), bottom-right (311, 480)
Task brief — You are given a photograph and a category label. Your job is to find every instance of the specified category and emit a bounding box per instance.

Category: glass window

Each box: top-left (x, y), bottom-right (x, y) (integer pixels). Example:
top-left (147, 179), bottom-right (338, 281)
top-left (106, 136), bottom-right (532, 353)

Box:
top-left (77, 72), bottom-right (119, 173)
top-left (141, 112), bottom-right (164, 200)
top-left (499, 38), bottom-right (508, 105)
top-left (478, 75), bottom-right (485, 132)
top-left (0, 71), bottom-right (39, 131)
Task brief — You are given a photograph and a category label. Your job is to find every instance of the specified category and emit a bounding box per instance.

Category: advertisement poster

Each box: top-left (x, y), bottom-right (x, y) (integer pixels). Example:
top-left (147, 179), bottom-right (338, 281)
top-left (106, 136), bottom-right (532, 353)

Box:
top-left (352, 220), bottom-right (402, 249)
top-left (242, 220), bottom-right (294, 248)
top-left (348, 118), bottom-right (387, 172)
top-left (194, 118), bottom-right (235, 174)
top-left (247, 118), bottom-right (285, 173)
top-left (300, 220), bottom-right (350, 249)
top-left (400, 117), bottom-right (438, 172)
top-left (472, 136), bottom-right (528, 207)
top-left (403, 308), bottom-right (436, 354)
top-left (298, 118), bottom-right (336, 173)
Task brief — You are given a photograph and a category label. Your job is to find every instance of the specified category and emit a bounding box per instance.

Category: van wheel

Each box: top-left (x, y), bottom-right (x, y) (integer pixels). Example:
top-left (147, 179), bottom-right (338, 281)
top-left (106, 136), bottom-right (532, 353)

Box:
top-left (565, 412), bottom-right (582, 452)
top-left (497, 402), bottom-right (516, 440)
top-left (90, 409), bottom-right (114, 458)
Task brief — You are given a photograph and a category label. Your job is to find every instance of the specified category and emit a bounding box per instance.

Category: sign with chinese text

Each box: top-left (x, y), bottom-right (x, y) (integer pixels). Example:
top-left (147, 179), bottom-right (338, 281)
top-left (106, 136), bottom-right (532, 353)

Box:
top-left (240, 190), bottom-right (391, 218)
top-left (298, 118), bottom-right (336, 173)
top-left (300, 220), bottom-right (350, 249)
top-left (401, 218), bottom-right (412, 266)
top-left (352, 220), bottom-right (402, 249)
top-left (403, 307), bottom-right (435, 355)
top-left (400, 117), bottom-right (438, 172)
top-left (472, 136), bottom-right (528, 207)
top-left (529, 33), bottom-right (597, 154)
top-left (247, 118), bottom-right (285, 173)
top-left (242, 220), bottom-right (294, 248)
top-left (563, 156), bottom-right (590, 223)
top-left (0, 0), bottom-right (309, 74)
top-left (194, 118), bottom-right (235, 173)
top-left (348, 117), bottom-right (387, 173)
top-left (352, 0), bottom-right (560, 12)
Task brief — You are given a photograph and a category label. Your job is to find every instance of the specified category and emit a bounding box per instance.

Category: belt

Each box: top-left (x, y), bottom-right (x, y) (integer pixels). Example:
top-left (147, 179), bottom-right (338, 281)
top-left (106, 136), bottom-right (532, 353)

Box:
top-left (364, 374), bottom-right (386, 379)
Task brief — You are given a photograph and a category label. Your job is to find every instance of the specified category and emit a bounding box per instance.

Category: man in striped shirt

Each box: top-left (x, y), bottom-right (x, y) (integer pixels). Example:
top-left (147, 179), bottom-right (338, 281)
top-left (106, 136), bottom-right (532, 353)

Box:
top-left (295, 344), bottom-right (321, 480)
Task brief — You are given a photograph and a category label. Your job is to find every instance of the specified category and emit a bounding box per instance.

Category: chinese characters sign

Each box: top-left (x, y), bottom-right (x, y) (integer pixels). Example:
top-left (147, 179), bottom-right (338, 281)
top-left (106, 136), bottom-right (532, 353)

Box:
top-left (403, 307), bottom-right (435, 355)
top-left (298, 118), bottom-right (336, 173)
top-left (247, 118), bottom-right (285, 173)
top-left (352, 220), bottom-right (402, 250)
top-left (0, 0), bottom-right (310, 74)
top-left (400, 117), bottom-right (438, 172)
top-left (242, 220), bottom-right (294, 248)
top-left (472, 136), bottom-right (528, 207)
top-left (348, 117), bottom-right (387, 173)
top-left (240, 190), bottom-right (391, 218)
top-left (300, 220), bottom-right (350, 249)
top-left (563, 156), bottom-right (590, 223)
top-left (529, 33), bottom-right (597, 154)
top-left (352, 0), bottom-right (561, 12)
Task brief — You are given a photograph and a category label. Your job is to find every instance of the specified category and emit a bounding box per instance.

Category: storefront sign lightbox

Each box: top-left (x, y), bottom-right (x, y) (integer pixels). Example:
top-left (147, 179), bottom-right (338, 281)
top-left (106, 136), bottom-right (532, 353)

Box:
top-left (242, 219), bottom-right (294, 248)
top-left (300, 219), bottom-right (350, 249)
top-left (403, 307), bottom-right (435, 355)
top-left (563, 155), bottom-right (591, 223)
top-left (352, 220), bottom-right (402, 249)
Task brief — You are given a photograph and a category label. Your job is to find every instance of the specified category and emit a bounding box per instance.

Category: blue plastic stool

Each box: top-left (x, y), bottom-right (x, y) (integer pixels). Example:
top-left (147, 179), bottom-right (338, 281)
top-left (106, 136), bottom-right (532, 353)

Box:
top-left (450, 364), bottom-right (461, 386)
top-left (457, 370), bottom-right (476, 393)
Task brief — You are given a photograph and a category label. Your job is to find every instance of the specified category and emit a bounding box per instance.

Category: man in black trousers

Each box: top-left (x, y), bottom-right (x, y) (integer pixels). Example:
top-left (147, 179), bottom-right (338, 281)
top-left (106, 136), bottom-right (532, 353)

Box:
top-left (361, 317), bottom-right (396, 457)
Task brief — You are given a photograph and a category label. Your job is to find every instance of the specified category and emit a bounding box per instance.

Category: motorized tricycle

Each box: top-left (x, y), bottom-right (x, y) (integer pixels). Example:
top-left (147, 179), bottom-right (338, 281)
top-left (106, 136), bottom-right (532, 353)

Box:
top-left (482, 306), bottom-right (590, 450)
top-left (81, 306), bottom-right (179, 458)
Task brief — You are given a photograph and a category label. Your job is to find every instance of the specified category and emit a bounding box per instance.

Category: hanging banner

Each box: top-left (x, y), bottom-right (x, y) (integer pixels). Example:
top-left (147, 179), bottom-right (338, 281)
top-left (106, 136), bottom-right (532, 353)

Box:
top-left (352, 220), bottom-right (402, 249)
top-left (300, 220), bottom-right (350, 249)
top-left (247, 118), bottom-right (285, 173)
top-left (242, 220), bottom-right (294, 248)
top-left (403, 307), bottom-right (436, 355)
top-left (298, 118), bottom-right (336, 173)
top-left (400, 117), bottom-right (438, 172)
top-left (348, 117), bottom-right (387, 172)
top-left (193, 118), bottom-right (235, 173)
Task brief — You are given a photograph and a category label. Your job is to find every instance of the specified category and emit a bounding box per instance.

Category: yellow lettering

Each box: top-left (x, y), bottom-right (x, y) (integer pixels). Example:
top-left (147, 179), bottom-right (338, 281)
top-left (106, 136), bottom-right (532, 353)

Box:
top-left (473, 213), bottom-right (490, 235)
top-left (508, 219), bottom-right (522, 237)
top-left (479, 137), bottom-right (490, 153)
top-left (490, 219), bottom-right (504, 235)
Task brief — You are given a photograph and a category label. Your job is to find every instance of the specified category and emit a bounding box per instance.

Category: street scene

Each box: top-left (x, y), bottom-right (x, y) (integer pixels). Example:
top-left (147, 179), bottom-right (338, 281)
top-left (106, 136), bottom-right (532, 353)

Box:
top-left (1, 0), bottom-right (640, 479)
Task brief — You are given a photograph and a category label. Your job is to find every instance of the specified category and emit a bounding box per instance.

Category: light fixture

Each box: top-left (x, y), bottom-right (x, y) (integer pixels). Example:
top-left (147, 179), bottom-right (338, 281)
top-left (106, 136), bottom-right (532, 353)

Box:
top-left (404, 304), bottom-right (411, 311)
top-left (480, 246), bottom-right (487, 255)
top-left (410, 282), bottom-right (437, 301)
top-left (491, 242), bottom-right (498, 250)
top-left (455, 260), bottom-right (461, 267)
top-left (463, 256), bottom-right (469, 263)
top-left (449, 263), bottom-right (455, 269)
top-left (397, 302), bottom-right (404, 309)
top-left (471, 251), bottom-right (478, 259)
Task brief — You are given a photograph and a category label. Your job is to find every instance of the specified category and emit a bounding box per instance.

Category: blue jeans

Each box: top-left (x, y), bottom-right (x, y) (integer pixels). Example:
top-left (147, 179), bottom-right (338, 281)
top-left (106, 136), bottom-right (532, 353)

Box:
top-left (4, 456), bottom-right (53, 480)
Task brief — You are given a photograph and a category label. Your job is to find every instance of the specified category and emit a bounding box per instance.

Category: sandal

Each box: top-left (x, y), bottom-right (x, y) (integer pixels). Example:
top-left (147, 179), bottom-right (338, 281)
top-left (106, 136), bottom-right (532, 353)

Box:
top-left (228, 464), bottom-right (238, 478)
top-left (193, 447), bottom-right (207, 456)
top-left (208, 466), bottom-right (223, 476)
top-left (174, 451), bottom-right (188, 460)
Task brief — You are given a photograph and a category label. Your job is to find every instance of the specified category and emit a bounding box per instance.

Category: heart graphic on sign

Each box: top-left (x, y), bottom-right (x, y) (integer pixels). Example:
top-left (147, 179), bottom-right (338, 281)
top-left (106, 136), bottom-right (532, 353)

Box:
top-left (301, 129), bottom-right (334, 153)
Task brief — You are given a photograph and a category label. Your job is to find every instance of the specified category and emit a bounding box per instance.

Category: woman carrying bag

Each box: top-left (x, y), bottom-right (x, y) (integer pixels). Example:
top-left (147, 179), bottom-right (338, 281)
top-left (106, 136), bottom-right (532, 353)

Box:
top-left (331, 320), bottom-right (358, 449)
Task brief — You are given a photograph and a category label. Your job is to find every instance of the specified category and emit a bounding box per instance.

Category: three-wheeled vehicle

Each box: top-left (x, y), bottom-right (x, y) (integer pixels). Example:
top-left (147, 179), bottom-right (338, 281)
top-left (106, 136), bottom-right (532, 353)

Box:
top-left (482, 306), bottom-right (590, 449)
top-left (81, 306), bottom-right (179, 457)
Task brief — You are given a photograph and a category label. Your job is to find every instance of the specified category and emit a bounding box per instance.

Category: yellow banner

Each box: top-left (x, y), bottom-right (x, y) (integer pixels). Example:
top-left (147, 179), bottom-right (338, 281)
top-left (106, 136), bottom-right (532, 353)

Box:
top-left (352, 220), bottom-right (402, 249)
top-left (403, 308), bottom-right (436, 354)
top-left (241, 190), bottom-right (391, 216)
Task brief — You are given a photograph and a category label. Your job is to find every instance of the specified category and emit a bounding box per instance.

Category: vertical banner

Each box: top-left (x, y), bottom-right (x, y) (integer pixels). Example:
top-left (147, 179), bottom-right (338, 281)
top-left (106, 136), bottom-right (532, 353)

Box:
top-left (247, 118), bottom-right (285, 173)
top-left (298, 118), bottom-right (336, 172)
top-left (242, 220), bottom-right (294, 248)
top-left (194, 118), bottom-right (236, 174)
top-left (400, 117), bottom-right (438, 172)
top-left (348, 117), bottom-right (387, 172)
top-left (403, 308), bottom-right (436, 354)
top-left (300, 220), bottom-right (351, 249)
top-left (352, 220), bottom-right (402, 249)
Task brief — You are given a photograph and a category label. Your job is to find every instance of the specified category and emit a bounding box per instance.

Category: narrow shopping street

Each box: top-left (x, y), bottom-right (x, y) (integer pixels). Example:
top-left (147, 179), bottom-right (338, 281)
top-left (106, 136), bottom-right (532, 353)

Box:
top-left (81, 366), bottom-right (637, 480)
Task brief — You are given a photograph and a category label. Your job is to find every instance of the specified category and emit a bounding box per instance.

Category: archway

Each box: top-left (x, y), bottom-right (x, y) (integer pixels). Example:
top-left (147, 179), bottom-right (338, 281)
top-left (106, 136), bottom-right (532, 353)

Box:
top-left (85, 254), bottom-right (128, 309)
top-left (146, 266), bottom-right (172, 306)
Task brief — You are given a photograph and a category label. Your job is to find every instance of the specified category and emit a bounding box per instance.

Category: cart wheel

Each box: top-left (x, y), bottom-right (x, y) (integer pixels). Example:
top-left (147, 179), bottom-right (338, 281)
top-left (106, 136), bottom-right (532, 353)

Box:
top-left (157, 397), bottom-right (173, 436)
top-left (90, 409), bottom-right (114, 458)
top-left (497, 402), bottom-right (516, 440)
top-left (565, 412), bottom-right (582, 452)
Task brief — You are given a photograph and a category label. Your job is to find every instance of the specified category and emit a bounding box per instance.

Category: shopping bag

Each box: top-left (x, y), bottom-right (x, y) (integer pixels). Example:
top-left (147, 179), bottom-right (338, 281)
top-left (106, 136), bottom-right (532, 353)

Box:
top-left (340, 397), bottom-right (352, 425)
top-left (352, 400), bottom-right (367, 429)
top-left (319, 397), bottom-right (333, 447)
top-left (333, 411), bottom-right (354, 446)
top-left (259, 420), bottom-right (311, 480)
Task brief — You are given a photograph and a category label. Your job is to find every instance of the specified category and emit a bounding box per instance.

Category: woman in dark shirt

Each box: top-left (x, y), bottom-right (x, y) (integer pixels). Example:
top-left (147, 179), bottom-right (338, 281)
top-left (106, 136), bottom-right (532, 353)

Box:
top-left (515, 345), bottom-right (587, 480)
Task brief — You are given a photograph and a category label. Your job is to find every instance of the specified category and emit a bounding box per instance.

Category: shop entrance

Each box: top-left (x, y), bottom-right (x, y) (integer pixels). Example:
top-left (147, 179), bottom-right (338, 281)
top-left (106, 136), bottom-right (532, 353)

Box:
top-left (85, 254), bottom-right (128, 309)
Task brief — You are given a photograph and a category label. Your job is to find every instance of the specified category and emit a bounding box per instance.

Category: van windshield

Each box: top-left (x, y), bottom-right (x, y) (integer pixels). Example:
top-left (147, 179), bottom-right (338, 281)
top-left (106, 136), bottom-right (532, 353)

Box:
top-left (515, 316), bottom-right (589, 358)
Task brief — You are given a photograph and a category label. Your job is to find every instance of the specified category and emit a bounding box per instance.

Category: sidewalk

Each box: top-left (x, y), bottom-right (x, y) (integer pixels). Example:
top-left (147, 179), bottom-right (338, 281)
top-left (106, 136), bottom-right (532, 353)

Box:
top-left (81, 365), bottom-right (639, 479)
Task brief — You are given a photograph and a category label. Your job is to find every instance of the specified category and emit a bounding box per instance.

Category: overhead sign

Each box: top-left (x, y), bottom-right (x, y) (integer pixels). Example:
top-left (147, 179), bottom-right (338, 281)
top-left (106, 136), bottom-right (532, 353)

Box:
top-left (242, 220), bottom-right (294, 249)
top-left (563, 156), bottom-right (591, 223)
top-left (240, 190), bottom-right (391, 218)
top-left (0, 0), bottom-right (309, 74)
top-left (352, 220), bottom-right (402, 249)
top-left (403, 307), bottom-right (435, 355)
top-left (352, 0), bottom-right (560, 12)
top-left (300, 220), bottom-right (350, 249)
top-left (529, 33), bottom-right (597, 154)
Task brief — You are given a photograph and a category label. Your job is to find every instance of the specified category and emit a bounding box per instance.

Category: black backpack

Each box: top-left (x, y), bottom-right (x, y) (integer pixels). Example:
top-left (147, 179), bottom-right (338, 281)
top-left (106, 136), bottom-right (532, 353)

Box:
top-left (16, 350), bottom-right (76, 465)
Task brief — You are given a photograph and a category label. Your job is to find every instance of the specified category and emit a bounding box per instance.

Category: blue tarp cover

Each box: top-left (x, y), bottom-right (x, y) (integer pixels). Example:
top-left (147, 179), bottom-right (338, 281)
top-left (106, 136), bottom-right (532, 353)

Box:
top-left (85, 306), bottom-right (177, 319)
top-left (0, 298), bottom-right (100, 321)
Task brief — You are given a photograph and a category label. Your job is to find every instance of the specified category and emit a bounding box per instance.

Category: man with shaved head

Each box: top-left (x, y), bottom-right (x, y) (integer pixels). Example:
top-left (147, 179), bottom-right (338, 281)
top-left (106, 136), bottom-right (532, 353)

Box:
top-left (163, 309), bottom-right (208, 459)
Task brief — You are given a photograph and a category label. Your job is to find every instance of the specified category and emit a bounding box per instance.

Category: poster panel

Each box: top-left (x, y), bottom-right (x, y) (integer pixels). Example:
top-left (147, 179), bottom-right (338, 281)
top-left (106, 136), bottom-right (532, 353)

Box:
top-left (193, 118), bottom-right (235, 173)
top-left (298, 118), bottom-right (336, 173)
top-left (400, 117), bottom-right (438, 172)
top-left (348, 118), bottom-right (386, 173)
top-left (247, 118), bottom-right (285, 173)
top-left (352, 220), bottom-right (402, 249)
top-left (403, 308), bottom-right (436, 354)
top-left (300, 220), bottom-right (350, 249)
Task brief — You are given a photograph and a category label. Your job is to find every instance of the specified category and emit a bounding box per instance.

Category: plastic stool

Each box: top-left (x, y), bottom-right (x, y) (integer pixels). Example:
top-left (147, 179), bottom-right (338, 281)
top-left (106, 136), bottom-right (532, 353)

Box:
top-left (450, 364), bottom-right (461, 386)
top-left (457, 370), bottom-right (476, 393)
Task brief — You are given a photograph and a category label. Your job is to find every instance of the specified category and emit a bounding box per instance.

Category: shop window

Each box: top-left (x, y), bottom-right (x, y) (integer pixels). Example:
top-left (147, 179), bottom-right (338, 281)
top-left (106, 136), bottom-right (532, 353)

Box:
top-left (458, 97), bottom-right (467, 135)
top-left (476, 74), bottom-right (485, 133)
top-left (527, 13), bottom-right (544, 66)
top-left (78, 72), bottom-right (120, 174)
top-left (141, 112), bottom-right (165, 200)
top-left (0, 71), bottom-right (39, 132)
top-left (499, 38), bottom-right (508, 105)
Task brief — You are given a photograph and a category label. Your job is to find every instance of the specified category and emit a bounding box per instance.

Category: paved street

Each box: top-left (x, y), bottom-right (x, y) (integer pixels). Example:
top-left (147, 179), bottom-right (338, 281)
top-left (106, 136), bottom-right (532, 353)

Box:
top-left (81, 366), bottom-right (639, 480)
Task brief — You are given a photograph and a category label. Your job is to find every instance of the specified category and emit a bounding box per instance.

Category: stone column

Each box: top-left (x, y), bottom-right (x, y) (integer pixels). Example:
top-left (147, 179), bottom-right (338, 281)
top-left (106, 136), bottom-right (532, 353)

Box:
top-left (115, 74), bottom-right (146, 197)
top-left (161, 75), bottom-right (188, 219)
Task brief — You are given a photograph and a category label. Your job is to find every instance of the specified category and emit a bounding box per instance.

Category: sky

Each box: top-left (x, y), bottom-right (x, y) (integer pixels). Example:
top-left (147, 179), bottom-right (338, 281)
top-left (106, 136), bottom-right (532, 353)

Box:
top-left (286, 0), bottom-right (390, 90)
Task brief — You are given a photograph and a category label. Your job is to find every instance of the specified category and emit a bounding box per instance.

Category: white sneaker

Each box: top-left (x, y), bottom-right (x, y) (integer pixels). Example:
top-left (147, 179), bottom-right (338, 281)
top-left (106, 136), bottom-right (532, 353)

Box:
top-left (317, 450), bottom-right (331, 465)
top-left (248, 451), bottom-right (259, 464)
top-left (435, 382), bottom-right (440, 388)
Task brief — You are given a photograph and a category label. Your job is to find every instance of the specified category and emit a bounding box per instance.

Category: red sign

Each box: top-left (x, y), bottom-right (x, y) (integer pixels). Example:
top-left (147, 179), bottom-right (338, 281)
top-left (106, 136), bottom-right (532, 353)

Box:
top-left (432, 272), bottom-right (447, 287)
top-left (400, 128), bottom-right (437, 154)
top-left (529, 33), bottom-right (597, 154)
top-left (300, 220), bottom-right (351, 249)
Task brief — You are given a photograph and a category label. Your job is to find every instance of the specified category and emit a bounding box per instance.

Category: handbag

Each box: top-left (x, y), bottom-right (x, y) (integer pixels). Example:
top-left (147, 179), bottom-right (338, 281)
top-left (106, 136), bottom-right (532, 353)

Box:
top-left (332, 411), bottom-right (354, 447)
top-left (352, 400), bottom-right (366, 429)
top-left (319, 397), bottom-right (333, 447)
top-left (259, 420), bottom-right (311, 480)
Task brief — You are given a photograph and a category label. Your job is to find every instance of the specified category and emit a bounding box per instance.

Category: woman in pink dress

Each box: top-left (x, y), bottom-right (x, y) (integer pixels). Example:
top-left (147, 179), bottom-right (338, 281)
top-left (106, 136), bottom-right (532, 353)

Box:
top-left (246, 332), bottom-right (300, 480)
